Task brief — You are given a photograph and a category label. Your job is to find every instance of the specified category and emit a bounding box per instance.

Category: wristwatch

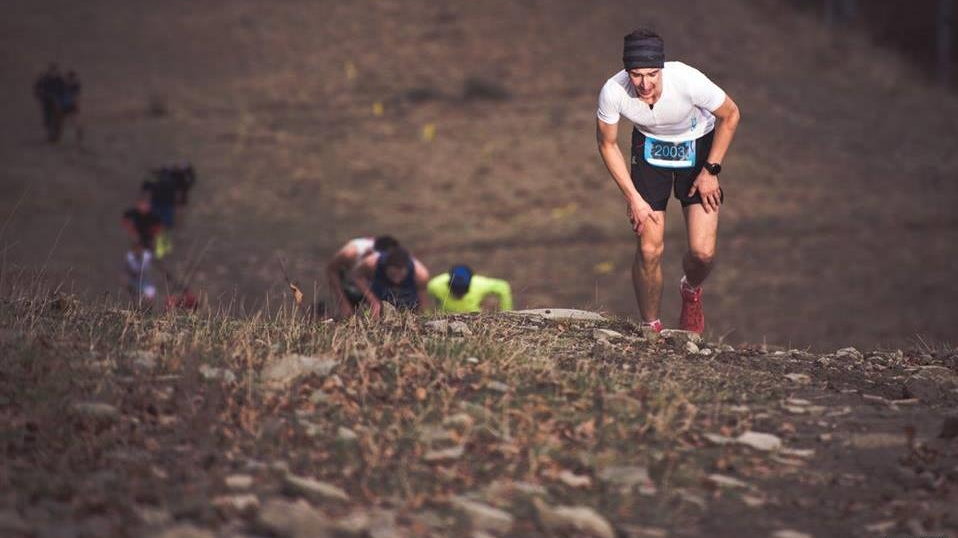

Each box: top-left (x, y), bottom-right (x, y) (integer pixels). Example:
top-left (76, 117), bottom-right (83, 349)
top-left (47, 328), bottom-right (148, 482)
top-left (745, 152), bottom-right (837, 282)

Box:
top-left (704, 162), bottom-right (722, 175)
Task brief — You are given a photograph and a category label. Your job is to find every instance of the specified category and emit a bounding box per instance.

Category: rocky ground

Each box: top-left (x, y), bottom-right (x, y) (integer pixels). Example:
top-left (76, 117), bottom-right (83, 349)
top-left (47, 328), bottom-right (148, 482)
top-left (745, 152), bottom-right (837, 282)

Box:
top-left (1, 293), bottom-right (956, 538)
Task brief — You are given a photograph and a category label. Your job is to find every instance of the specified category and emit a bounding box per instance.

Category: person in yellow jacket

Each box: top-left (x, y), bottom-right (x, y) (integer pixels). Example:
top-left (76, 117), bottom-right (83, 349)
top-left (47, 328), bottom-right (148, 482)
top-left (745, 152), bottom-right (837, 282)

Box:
top-left (427, 265), bottom-right (513, 313)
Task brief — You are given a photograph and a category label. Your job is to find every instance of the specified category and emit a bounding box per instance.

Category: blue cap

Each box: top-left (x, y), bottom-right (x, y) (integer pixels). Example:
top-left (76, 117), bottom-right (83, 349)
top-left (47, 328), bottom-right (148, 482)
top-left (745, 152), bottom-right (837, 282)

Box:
top-left (448, 265), bottom-right (473, 297)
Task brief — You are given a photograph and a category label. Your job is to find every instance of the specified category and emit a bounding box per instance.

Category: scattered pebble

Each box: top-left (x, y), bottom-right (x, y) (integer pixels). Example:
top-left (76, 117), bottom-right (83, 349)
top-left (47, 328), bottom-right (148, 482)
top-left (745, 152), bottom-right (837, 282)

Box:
top-left (283, 473), bottom-right (350, 503)
top-left (736, 431), bottom-right (782, 452)
top-left (705, 474), bottom-right (749, 489)
top-left (424, 445), bottom-right (465, 463)
top-left (70, 402), bottom-right (120, 421)
top-left (450, 496), bottom-right (514, 534)
top-left (532, 498), bottom-right (615, 538)
top-left (225, 474), bottom-right (254, 490)
top-left (557, 470), bottom-right (592, 488)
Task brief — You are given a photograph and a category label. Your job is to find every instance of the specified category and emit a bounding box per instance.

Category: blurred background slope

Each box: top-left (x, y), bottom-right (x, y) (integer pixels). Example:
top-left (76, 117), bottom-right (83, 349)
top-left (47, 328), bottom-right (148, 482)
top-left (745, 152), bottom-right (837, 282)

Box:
top-left (1, 0), bottom-right (956, 350)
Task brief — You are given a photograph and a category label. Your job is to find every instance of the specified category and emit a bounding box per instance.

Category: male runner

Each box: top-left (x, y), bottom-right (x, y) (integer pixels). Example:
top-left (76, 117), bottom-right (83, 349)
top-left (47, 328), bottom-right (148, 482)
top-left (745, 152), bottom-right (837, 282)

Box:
top-left (353, 246), bottom-right (429, 318)
top-left (596, 28), bottom-right (740, 333)
top-left (326, 235), bottom-right (399, 317)
top-left (428, 265), bottom-right (513, 313)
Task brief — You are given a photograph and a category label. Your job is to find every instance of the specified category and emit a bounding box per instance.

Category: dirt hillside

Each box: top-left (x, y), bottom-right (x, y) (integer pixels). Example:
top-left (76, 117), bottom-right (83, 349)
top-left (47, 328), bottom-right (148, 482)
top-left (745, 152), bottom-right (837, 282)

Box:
top-left (1, 0), bottom-right (956, 350)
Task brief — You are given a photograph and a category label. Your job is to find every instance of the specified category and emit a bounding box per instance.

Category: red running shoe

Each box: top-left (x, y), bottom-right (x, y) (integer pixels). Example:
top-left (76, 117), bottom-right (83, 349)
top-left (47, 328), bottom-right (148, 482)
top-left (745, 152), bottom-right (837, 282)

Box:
top-left (640, 319), bottom-right (663, 333)
top-left (678, 277), bottom-right (705, 333)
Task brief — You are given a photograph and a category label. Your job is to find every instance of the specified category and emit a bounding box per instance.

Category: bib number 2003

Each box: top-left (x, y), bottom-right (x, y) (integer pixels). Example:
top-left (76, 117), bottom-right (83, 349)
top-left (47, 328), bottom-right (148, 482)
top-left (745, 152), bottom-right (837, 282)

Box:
top-left (644, 137), bottom-right (696, 168)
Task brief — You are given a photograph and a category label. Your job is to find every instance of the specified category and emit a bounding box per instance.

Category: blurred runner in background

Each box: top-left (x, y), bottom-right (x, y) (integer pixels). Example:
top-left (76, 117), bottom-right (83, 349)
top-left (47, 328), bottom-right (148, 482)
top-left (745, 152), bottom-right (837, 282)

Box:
top-left (428, 265), bottom-right (513, 313)
top-left (354, 246), bottom-right (429, 318)
top-left (326, 235), bottom-right (399, 317)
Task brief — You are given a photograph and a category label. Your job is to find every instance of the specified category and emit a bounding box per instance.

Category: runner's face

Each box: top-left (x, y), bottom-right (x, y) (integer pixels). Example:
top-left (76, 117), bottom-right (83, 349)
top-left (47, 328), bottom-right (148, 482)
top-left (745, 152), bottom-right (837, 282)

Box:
top-left (385, 265), bottom-right (409, 284)
top-left (628, 68), bottom-right (661, 99)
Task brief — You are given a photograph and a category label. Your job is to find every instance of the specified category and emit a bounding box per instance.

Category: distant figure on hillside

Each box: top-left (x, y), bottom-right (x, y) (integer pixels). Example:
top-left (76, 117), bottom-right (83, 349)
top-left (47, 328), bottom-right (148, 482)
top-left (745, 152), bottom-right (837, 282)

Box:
top-left (596, 28), bottom-right (740, 334)
top-left (58, 71), bottom-right (83, 144)
top-left (124, 243), bottom-right (156, 304)
top-left (121, 197), bottom-right (164, 254)
top-left (354, 246), bottom-right (429, 318)
top-left (428, 265), bottom-right (513, 313)
top-left (33, 63), bottom-right (66, 142)
top-left (142, 162), bottom-right (196, 228)
top-left (326, 235), bottom-right (399, 317)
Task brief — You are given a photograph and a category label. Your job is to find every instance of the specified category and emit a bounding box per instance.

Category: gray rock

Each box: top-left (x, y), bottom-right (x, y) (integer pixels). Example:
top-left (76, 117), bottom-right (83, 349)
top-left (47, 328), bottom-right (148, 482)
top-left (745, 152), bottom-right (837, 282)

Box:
top-left (835, 347), bottom-right (863, 360)
top-left (129, 350), bottom-right (158, 372)
top-left (661, 329), bottom-right (703, 345)
top-left (337, 427), bottom-right (359, 442)
top-left (424, 445), bottom-right (465, 463)
top-left (705, 474), bottom-right (749, 489)
top-left (593, 328), bottom-right (624, 340)
top-left (486, 381), bottom-right (510, 393)
top-left (532, 499), bottom-right (614, 538)
top-left (685, 341), bottom-right (700, 354)
top-left (736, 431), bottom-right (782, 452)
top-left (70, 402), bottom-right (120, 421)
top-left (262, 354), bottom-right (338, 389)
top-left (211, 494), bottom-right (259, 516)
top-left (557, 470), bottom-right (592, 488)
top-left (785, 373), bottom-right (811, 385)
top-left (256, 499), bottom-right (331, 538)
top-left (198, 364), bottom-right (237, 384)
top-left (451, 496), bottom-right (514, 534)
top-left (771, 530), bottom-right (812, 538)
top-left (511, 309), bottom-right (607, 321)
top-left (449, 321), bottom-right (473, 336)
top-left (225, 474), bottom-right (254, 490)
top-left (597, 465), bottom-right (654, 493)
top-left (283, 474), bottom-right (350, 503)
top-left (425, 320), bottom-right (449, 334)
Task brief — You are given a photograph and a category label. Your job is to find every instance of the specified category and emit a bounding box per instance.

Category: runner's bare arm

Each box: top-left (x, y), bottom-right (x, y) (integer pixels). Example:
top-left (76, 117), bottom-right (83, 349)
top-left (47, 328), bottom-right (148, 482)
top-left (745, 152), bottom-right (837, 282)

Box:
top-left (704, 96), bottom-right (740, 168)
top-left (689, 96), bottom-right (740, 213)
top-left (354, 255), bottom-right (382, 318)
top-left (326, 243), bottom-right (357, 314)
top-left (596, 119), bottom-right (660, 234)
top-left (413, 259), bottom-right (431, 312)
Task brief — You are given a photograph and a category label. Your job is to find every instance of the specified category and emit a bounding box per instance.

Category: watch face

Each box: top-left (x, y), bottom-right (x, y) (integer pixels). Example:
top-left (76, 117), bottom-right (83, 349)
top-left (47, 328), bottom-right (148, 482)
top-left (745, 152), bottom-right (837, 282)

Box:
top-left (707, 163), bottom-right (721, 174)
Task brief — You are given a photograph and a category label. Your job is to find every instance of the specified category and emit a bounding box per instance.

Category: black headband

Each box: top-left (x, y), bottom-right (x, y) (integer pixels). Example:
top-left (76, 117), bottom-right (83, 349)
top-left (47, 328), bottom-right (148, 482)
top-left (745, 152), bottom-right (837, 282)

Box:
top-left (623, 34), bottom-right (665, 70)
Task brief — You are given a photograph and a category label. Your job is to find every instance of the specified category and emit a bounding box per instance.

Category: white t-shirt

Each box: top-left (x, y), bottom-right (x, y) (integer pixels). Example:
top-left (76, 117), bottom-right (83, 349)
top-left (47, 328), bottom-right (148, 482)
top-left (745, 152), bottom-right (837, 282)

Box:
top-left (597, 61), bottom-right (726, 143)
top-left (347, 237), bottom-right (375, 270)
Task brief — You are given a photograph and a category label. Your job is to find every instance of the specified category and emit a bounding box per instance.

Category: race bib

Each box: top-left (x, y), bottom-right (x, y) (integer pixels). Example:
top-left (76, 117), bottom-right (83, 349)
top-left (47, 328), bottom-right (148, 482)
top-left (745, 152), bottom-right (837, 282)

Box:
top-left (644, 136), bottom-right (696, 168)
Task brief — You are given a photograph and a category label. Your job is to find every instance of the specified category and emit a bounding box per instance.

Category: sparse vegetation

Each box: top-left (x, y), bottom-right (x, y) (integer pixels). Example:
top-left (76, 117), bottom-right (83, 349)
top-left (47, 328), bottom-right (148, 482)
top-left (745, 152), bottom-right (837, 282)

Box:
top-left (1, 281), bottom-right (956, 537)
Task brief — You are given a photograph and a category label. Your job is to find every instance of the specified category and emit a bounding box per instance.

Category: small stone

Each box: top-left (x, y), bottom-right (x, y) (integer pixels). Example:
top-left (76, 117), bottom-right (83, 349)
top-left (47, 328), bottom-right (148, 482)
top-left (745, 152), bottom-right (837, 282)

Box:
top-left (486, 381), bottom-right (510, 393)
top-left (661, 329), bottom-right (703, 345)
top-left (597, 466), bottom-right (653, 493)
top-left (450, 496), bottom-right (514, 534)
top-left (593, 328), bottom-right (624, 340)
top-left (424, 445), bottom-right (465, 463)
top-left (742, 494), bottom-right (766, 507)
top-left (212, 494), bottom-right (259, 515)
top-left (557, 470), bottom-right (592, 488)
top-left (449, 321), bottom-right (473, 336)
top-left (784, 373), bottom-right (811, 384)
top-left (780, 448), bottom-right (815, 459)
top-left (337, 427), bottom-right (359, 442)
top-left (443, 413), bottom-right (475, 430)
top-left (532, 498), bottom-right (614, 538)
top-left (425, 320), bottom-right (449, 334)
top-left (130, 350), bottom-right (158, 372)
top-left (704, 433), bottom-right (734, 446)
top-left (835, 347), bottom-right (863, 360)
top-left (255, 499), bottom-right (330, 538)
top-left (225, 474), bottom-right (254, 490)
top-left (785, 398), bottom-right (811, 406)
top-left (70, 402), bottom-right (120, 421)
top-left (198, 365), bottom-right (237, 384)
top-left (511, 308), bottom-right (607, 321)
top-left (466, 357), bottom-right (480, 364)
top-left (736, 431), bottom-right (782, 452)
top-left (283, 474), bottom-right (350, 503)
top-left (699, 348), bottom-right (713, 356)
top-left (262, 354), bottom-right (338, 389)
top-left (685, 341), bottom-right (700, 354)
top-left (705, 474), bottom-right (749, 489)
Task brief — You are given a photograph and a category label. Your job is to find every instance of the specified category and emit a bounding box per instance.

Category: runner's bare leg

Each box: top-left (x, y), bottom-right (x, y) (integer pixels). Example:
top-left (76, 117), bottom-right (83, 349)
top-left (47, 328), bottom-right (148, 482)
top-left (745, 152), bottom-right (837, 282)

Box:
top-left (632, 210), bottom-right (667, 321)
top-left (681, 204), bottom-right (719, 287)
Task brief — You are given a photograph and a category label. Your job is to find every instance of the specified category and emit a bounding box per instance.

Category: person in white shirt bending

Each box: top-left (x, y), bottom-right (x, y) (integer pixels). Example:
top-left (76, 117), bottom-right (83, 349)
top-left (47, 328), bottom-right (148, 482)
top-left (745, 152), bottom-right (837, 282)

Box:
top-left (596, 28), bottom-right (740, 335)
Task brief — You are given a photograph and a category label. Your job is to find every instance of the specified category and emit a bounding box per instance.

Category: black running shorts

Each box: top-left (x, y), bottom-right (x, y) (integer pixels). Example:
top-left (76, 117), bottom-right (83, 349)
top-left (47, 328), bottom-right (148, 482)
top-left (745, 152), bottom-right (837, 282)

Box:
top-left (630, 129), bottom-right (723, 211)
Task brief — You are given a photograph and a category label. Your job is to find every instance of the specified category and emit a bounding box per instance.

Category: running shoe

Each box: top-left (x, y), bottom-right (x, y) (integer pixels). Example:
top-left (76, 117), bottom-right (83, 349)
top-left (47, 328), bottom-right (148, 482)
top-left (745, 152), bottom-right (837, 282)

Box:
top-left (640, 319), bottom-right (663, 333)
top-left (678, 277), bottom-right (704, 333)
